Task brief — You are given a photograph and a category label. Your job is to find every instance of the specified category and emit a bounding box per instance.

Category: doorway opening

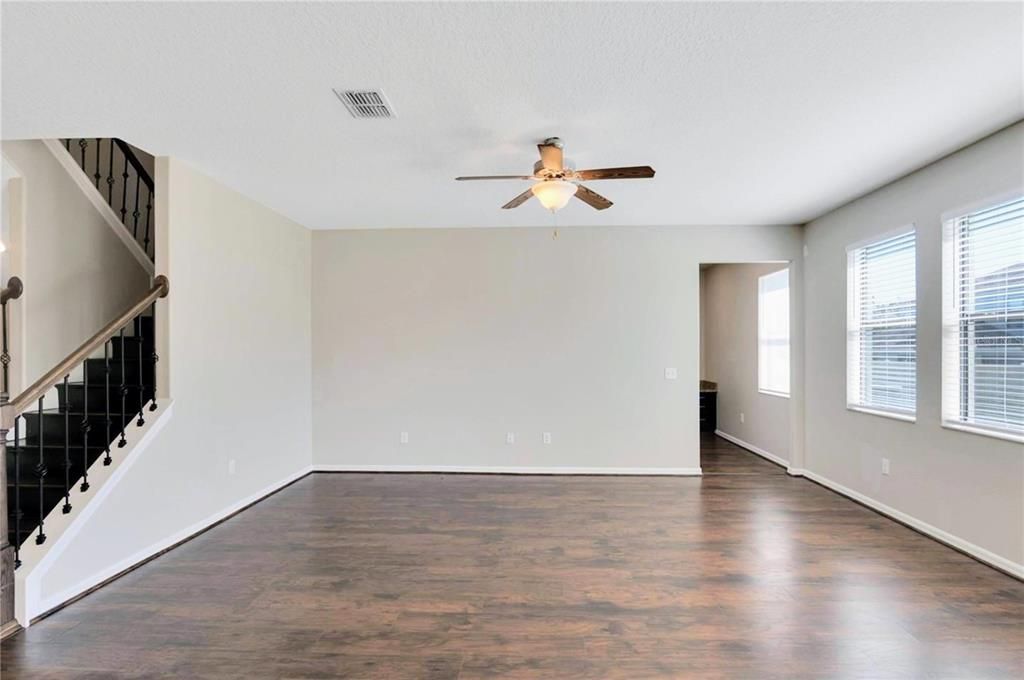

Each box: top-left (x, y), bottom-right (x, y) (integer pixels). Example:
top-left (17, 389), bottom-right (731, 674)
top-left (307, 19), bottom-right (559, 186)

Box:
top-left (699, 262), bottom-right (793, 476)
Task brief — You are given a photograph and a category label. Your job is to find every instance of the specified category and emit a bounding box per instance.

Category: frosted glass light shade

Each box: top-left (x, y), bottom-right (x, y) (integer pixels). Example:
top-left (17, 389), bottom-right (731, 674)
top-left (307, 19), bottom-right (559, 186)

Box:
top-left (531, 180), bottom-right (578, 212)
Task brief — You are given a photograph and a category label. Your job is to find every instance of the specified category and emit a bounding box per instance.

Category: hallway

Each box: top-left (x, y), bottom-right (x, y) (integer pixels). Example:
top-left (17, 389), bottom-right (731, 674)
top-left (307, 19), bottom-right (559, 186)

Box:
top-left (2, 438), bottom-right (1021, 678)
top-left (699, 432), bottom-right (787, 476)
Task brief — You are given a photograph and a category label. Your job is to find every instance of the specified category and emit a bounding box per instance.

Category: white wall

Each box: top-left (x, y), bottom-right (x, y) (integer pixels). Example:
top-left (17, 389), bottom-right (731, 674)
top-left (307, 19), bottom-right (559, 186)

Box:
top-left (312, 225), bottom-right (802, 473)
top-left (1, 155), bottom-right (27, 395)
top-left (0, 140), bottom-right (150, 388)
top-left (803, 121), bottom-right (1024, 571)
top-left (33, 158), bottom-right (313, 602)
top-left (702, 263), bottom-right (791, 461)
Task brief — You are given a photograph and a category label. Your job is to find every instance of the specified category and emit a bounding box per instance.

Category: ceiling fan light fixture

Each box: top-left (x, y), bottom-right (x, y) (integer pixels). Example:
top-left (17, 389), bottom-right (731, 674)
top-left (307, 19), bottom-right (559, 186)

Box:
top-left (531, 180), bottom-right (578, 212)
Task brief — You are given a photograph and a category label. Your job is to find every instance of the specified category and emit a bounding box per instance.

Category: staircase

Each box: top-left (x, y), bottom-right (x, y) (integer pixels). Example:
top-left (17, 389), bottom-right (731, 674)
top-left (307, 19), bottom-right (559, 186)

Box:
top-left (6, 316), bottom-right (156, 554)
top-left (60, 138), bottom-right (155, 262)
top-left (0, 138), bottom-right (169, 632)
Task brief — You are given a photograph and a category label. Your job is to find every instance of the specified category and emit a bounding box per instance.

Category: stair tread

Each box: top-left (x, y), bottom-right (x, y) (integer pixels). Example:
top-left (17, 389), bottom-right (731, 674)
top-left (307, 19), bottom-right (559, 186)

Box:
top-left (62, 379), bottom-right (150, 386)
top-left (22, 408), bottom-right (146, 416)
top-left (6, 439), bottom-right (108, 449)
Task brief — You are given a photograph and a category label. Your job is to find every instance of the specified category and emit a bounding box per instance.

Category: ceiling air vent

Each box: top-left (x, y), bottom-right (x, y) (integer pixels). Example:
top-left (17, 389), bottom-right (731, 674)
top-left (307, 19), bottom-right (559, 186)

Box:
top-left (333, 89), bottom-right (395, 119)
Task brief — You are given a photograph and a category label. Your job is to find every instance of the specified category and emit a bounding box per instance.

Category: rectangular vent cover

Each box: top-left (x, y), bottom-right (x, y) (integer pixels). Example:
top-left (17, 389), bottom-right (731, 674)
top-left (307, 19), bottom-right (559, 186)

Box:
top-left (334, 89), bottom-right (395, 119)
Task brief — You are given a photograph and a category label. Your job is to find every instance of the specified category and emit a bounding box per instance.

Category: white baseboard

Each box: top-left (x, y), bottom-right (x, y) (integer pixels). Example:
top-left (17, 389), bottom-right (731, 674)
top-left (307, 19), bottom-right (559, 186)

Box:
top-left (713, 429), bottom-right (790, 468)
top-left (313, 464), bottom-right (702, 476)
top-left (24, 462), bottom-right (313, 624)
top-left (800, 468), bottom-right (1024, 580)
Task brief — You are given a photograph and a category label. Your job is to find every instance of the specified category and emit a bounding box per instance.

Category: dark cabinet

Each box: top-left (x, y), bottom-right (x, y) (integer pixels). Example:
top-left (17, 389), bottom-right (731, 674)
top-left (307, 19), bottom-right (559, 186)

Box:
top-left (699, 390), bottom-right (717, 433)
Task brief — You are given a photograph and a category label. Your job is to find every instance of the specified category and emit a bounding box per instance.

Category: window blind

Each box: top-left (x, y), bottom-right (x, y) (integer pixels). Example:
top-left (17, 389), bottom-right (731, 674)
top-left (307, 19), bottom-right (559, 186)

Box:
top-left (758, 268), bottom-right (790, 396)
top-left (943, 196), bottom-right (1024, 437)
top-left (847, 229), bottom-right (917, 416)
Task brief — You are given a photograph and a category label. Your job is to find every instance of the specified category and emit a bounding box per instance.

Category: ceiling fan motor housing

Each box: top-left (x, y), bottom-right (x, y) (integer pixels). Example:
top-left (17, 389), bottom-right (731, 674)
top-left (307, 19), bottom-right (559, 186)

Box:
top-left (533, 160), bottom-right (575, 179)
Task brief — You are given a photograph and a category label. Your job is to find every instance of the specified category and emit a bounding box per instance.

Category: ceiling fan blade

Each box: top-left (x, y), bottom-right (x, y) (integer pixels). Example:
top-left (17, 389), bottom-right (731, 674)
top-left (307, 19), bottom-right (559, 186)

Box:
top-left (537, 143), bottom-right (564, 172)
top-left (456, 175), bottom-right (534, 181)
top-left (575, 185), bottom-right (613, 210)
top-left (501, 188), bottom-right (535, 209)
top-left (575, 166), bottom-right (655, 180)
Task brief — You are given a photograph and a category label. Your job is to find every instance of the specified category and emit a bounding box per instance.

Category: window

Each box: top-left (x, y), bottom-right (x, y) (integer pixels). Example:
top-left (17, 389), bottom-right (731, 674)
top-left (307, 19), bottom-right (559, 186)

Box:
top-left (942, 195), bottom-right (1024, 440)
top-left (847, 229), bottom-right (916, 418)
top-left (758, 268), bottom-right (790, 396)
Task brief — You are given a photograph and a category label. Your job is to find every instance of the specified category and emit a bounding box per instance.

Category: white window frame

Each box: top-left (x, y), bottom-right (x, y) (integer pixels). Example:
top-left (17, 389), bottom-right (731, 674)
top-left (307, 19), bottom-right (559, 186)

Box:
top-left (757, 268), bottom-right (790, 398)
top-left (941, 192), bottom-right (1024, 444)
top-left (846, 226), bottom-right (918, 422)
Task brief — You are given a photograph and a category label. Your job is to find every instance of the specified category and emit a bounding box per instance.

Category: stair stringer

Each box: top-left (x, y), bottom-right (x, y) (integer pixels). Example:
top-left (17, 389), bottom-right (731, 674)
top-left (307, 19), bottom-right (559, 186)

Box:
top-left (41, 139), bottom-right (154, 276)
top-left (14, 400), bottom-right (174, 626)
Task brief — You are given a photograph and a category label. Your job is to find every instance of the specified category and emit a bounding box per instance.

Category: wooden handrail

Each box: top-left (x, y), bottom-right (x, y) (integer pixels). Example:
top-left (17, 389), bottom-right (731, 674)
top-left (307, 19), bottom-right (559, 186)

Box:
top-left (2, 276), bottom-right (168, 424)
top-left (0, 277), bottom-right (23, 305)
top-left (113, 139), bottom-right (154, 191)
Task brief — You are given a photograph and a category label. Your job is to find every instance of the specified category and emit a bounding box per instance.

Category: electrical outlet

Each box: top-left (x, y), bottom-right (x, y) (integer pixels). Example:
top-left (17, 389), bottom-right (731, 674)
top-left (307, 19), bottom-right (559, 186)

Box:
top-left (664, 367), bottom-right (678, 380)
top-left (543, 432), bottom-right (552, 445)
top-left (228, 459), bottom-right (236, 476)
top-left (740, 412), bottom-right (745, 424)
top-left (882, 458), bottom-right (890, 475)
top-left (506, 432), bottom-right (515, 444)
top-left (400, 431), bottom-right (409, 444)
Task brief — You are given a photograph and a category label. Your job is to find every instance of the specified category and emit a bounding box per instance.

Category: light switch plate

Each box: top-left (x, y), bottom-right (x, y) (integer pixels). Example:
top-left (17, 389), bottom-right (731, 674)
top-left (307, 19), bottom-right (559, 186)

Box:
top-left (665, 367), bottom-right (678, 380)
top-left (543, 432), bottom-right (552, 444)
top-left (506, 432), bottom-right (515, 444)
top-left (400, 431), bottom-right (409, 444)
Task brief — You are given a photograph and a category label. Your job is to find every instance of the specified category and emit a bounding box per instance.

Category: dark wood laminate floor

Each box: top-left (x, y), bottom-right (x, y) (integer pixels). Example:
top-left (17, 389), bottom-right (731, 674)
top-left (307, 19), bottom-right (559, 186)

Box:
top-left (2, 436), bottom-right (1022, 679)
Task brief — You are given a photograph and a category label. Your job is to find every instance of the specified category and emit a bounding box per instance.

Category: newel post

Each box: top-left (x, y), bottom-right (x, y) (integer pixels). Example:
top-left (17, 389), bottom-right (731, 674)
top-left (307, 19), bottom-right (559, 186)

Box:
top-left (0, 276), bottom-right (24, 630)
top-left (0, 403), bottom-right (15, 628)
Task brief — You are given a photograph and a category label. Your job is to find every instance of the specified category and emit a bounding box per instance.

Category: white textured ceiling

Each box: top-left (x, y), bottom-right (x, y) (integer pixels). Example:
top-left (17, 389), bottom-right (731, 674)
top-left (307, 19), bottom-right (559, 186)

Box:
top-left (2, 2), bottom-right (1022, 230)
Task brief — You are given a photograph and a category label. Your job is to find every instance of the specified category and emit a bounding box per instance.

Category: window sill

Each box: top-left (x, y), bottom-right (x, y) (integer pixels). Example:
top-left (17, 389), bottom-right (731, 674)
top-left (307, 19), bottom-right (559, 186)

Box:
top-left (758, 389), bottom-right (790, 399)
top-left (846, 405), bottom-right (916, 423)
top-left (941, 421), bottom-right (1024, 445)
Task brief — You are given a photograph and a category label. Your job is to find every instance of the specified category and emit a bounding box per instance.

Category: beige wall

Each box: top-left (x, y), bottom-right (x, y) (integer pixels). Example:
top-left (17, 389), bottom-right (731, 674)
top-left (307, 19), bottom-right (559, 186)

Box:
top-left (312, 225), bottom-right (803, 472)
top-left (803, 121), bottom-right (1024, 570)
top-left (37, 157), bottom-right (313, 599)
top-left (702, 263), bottom-right (791, 461)
top-left (1, 140), bottom-right (150, 387)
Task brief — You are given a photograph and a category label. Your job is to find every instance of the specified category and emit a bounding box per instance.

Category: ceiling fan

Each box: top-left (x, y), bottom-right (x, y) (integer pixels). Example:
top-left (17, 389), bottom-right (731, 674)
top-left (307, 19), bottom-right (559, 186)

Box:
top-left (455, 137), bottom-right (655, 212)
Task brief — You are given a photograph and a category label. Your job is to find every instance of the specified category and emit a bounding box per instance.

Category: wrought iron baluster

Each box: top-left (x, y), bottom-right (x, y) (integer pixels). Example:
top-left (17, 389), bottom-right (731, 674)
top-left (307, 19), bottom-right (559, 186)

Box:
top-left (80, 360), bottom-right (90, 493)
top-left (13, 416), bottom-right (21, 568)
top-left (78, 139), bottom-right (88, 175)
top-left (120, 157), bottom-right (129, 225)
top-left (2, 298), bottom-right (10, 396)
top-left (62, 376), bottom-right (71, 514)
top-left (136, 337), bottom-right (146, 427)
top-left (149, 303), bottom-right (159, 412)
top-left (118, 328), bottom-right (127, 448)
top-left (143, 187), bottom-right (153, 258)
top-left (132, 175), bottom-right (141, 239)
top-left (35, 397), bottom-right (46, 545)
top-left (107, 139), bottom-right (115, 204)
top-left (93, 137), bottom-right (102, 188)
top-left (104, 341), bottom-right (112, 465)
